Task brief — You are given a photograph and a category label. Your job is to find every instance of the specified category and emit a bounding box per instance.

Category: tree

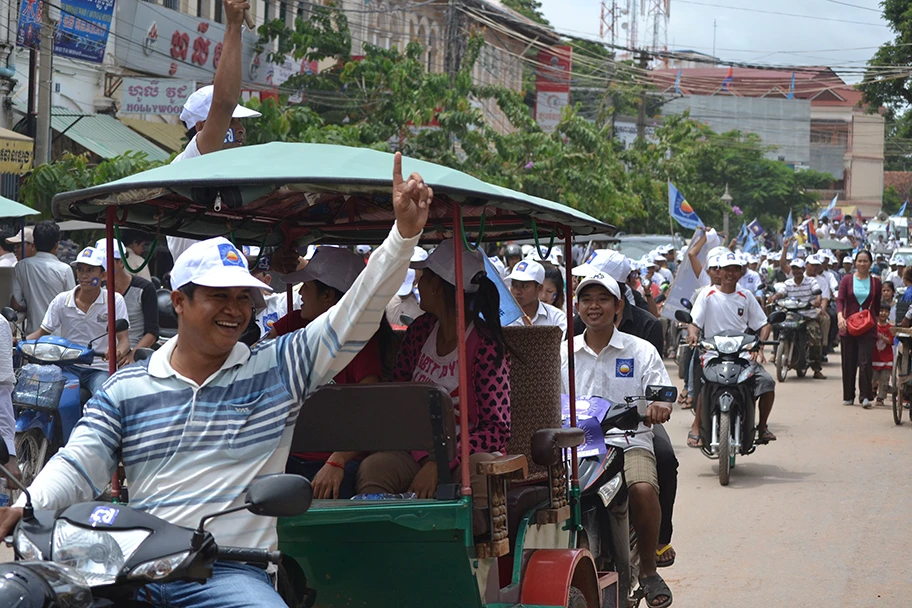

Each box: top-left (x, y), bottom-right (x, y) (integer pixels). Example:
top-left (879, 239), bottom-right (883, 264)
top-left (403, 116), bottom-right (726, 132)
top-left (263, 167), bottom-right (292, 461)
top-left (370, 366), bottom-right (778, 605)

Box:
top-left (500, 0), bottom-right (550, 25)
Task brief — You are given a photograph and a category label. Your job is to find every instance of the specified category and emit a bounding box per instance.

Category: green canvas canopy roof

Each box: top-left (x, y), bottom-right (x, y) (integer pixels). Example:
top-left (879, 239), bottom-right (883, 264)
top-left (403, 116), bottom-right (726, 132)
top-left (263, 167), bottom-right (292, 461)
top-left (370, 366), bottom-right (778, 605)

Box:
top-left (0, 196), bottom-right (39, 218)
top-left (52, 143), bottom-right (613, 247)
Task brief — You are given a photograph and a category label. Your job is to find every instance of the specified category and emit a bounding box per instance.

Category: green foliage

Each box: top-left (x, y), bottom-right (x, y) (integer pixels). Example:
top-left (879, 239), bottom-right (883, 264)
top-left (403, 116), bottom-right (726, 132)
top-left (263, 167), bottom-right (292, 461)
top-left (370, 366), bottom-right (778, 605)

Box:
top-left (500, 0), bottom-right (550, 25)
top-left (19, 151), bottom-right (166, 216)
top-left (883, 185), bottom-right (902, 215)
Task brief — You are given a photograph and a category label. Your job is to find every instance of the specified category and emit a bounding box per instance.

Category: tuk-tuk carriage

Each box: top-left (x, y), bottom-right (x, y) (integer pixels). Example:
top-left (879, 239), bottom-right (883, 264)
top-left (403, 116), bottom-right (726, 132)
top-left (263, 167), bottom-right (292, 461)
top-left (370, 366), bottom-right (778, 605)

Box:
top-left (52, 142), bottom-right (619, 608)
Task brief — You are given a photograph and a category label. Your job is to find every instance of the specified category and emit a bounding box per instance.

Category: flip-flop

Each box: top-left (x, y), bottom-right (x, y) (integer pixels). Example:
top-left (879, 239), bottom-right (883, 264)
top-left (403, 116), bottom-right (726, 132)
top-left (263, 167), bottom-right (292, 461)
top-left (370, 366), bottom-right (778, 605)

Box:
top-left (656, 544), bottom-right (676, 568)
top-left (756, 428), bottom-right (777, 444)
top-left (687, 432), bottom-right (702, 448)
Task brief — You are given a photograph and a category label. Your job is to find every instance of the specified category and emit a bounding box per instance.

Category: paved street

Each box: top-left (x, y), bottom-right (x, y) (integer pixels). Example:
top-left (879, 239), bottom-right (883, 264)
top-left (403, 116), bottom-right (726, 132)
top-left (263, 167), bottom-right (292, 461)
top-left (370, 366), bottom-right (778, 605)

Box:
top-left (1, 354), bottom-right (910, 607)
top-left (661, 353), bottom-right (912, 608)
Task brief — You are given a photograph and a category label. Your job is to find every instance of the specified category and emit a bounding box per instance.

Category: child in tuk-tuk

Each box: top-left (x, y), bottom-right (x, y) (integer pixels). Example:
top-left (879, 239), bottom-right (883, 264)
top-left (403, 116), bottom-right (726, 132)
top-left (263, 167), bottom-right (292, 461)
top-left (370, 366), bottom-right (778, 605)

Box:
top-left (266, 246), bottom-right (391, 499)
top-left (356, 239), bottom-right (511, 500)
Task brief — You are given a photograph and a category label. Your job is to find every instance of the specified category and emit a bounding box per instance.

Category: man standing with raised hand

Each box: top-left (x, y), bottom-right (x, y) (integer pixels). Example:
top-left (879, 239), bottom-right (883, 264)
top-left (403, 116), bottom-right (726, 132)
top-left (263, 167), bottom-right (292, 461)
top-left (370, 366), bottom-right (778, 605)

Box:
top-left (0, 153), bottom-right (433, 608)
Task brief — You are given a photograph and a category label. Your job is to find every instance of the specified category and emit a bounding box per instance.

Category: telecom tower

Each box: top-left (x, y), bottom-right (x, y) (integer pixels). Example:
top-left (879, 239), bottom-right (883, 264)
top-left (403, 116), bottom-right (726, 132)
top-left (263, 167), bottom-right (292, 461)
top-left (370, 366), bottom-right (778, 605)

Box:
top-left (600, 0), bottom-right (669, 66)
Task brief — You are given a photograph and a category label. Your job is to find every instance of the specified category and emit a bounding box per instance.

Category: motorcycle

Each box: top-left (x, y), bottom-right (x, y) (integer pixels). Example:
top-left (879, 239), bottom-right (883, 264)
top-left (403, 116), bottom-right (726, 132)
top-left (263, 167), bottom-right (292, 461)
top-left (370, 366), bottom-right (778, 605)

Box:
top-left (675, 309), bottom-right (783, 486)
top-left (0, 440), bottom-right (316, 608)
top-left (7, 311), bottom-right (129, 490)
top-left (772, 290), bottom-right (821, 383)
top-left (576, 385), bottom-right (678, 607)
top-left (674, 299), bottom-right (694, 379)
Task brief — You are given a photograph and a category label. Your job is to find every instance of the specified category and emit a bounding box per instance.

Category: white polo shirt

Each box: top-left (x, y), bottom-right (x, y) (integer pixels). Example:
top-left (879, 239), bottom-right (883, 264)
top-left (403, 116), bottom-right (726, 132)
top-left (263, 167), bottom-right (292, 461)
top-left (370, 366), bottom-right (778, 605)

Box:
top-left (509, 301), bottom-right (567, 334)
top-left (691, 287), bottom-right (767, 338)
top-left (560, 329), bottom-right (671, 454)
top-left (41, 287), bottom-right (129, 370)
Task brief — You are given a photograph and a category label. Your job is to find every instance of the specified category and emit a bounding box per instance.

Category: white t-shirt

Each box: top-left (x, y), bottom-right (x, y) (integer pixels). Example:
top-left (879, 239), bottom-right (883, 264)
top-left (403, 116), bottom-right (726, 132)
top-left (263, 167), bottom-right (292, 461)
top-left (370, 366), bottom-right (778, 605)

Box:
top-left (691, 287), bottom-right (767, 338)
top-left (809, 273), bottom-right (832, 301)
top-left (256, 292), bottom-right (289, 338)
top-left (737, 268), bottom-right (763, 296)
top-left (508, 301), bottom-right (567, 335)
top-left (167, 136), bottom-right (203, 262)
top-left (560, 329), bottom-right (671, 453)
top-left (41, 287), bottom-right (129, 370)
top-left (0, 252), bottom-right (16, 267)
top-left (411, 322), bottom-right (461, 401)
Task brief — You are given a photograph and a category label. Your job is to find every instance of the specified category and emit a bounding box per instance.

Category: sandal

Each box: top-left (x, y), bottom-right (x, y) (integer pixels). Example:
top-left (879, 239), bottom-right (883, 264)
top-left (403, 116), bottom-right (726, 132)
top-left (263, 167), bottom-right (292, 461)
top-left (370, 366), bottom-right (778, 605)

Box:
top-left (680, 396), bottom-right (694, 410)
top-left (656, 544), bottom-right (676, 568)
top-left (686, 433), bottom-right (702, 448)
top-left (756, 427), bottom-right (777, 444)
top-left (638, 573), bottom-right (673, 608)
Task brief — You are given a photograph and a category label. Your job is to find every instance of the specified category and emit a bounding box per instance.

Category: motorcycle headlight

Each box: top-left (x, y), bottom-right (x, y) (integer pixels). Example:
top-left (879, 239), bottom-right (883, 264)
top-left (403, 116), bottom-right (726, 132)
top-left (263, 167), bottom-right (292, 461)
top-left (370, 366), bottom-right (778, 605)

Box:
top-left (14, 528), bottom-right (44, 561)
top-left (19, 343), bottom-right (34, 356)
top-left (713, 336), bottom-right (742, 354)
top-left (52, 520), bottom-right (150, 586)
top-left (128, 551), bottom-right (190, 581)
top-left (60, 347), bottom-right (85, 361)
top-left (596, 473), bottom-right (624, 507)
top-left (700, 340), bottom-right (716, 351)
top-left (32, 343), bottom-right (66, 362)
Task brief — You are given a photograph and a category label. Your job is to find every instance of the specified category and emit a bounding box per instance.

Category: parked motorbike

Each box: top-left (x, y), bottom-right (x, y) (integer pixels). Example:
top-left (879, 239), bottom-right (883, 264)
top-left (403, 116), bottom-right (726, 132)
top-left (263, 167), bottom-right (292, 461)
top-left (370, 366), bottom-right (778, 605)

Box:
top-left (576, 385), bottom-right (678, 607)
top-left (772, 291), bottom-right (821, 383)
top-left (9, 314), bottom-right (129, 489)
top-left (674, 299), bottom-right (694, 379)
top-left (0, 440), bottom-right (316, 608)
top-left (675, 309), bottom-right (783, 486)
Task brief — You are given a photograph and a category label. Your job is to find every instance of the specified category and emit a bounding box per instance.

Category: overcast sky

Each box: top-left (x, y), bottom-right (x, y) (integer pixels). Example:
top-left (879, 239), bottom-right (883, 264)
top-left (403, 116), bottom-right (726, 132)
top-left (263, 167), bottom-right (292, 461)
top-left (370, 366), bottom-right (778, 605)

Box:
top-left (538, 0), bottom-right (894, 83)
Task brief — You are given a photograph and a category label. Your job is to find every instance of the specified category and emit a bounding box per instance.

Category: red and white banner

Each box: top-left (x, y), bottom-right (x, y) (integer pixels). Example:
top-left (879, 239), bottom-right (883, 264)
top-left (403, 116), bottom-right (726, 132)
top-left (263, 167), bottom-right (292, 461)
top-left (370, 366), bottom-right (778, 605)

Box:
top-left (535, 46), bottom-right (572, 133)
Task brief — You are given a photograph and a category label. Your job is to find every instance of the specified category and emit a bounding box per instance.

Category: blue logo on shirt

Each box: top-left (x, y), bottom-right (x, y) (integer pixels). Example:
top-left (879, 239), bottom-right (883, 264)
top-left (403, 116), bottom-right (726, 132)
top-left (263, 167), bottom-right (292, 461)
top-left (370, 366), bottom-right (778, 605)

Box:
top-left (218, 243), bottom-right (245, 268)
top-left (616, 358), bottom-right (634, 378)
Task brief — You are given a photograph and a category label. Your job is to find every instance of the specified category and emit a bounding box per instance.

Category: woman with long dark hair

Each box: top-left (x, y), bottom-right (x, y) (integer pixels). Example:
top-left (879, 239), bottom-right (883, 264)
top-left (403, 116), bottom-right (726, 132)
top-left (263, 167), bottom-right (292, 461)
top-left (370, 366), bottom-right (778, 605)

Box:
top-left (836, 250), bottom-right (882, 407)
top-left (541, 264), bottom-right (566, 312)
top-left (356, 239), bottom-right (512, 499)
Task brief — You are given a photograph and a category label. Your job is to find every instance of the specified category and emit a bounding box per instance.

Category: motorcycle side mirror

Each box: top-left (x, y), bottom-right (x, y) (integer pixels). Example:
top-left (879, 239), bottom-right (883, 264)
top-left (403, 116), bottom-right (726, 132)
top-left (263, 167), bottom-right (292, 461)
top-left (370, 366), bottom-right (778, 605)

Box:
top-left (1, 307), bottom-right (16, 324)
top-left (811, 288), bottom-right (822, 296)
top-left (645, 385), bottom-right (677, 403)
top-left (768, 311), bottom-right (786, 324)
top-left (680, 298), bottom-right (693, 310)
top-left (601, 405), bottom-right (642, 432)
top-left (133, 348), bottom-right (154, 362)
top-left (675, 310), bottom-right (693, 324)
top-left (246, 475), bottom-right (313, 517)
top-left (114, 319), bottom-right (130, 333)
top-left (654, 294), bottom-right (666, 304)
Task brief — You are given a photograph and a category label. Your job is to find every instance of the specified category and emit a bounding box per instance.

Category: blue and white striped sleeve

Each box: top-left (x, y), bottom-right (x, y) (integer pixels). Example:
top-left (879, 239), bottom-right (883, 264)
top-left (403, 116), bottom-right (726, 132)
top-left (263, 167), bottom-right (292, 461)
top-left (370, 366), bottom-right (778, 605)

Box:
top-left (14, 391), bottom-right (122, 510)
top-left (277, 223), bottom-right (420, 402)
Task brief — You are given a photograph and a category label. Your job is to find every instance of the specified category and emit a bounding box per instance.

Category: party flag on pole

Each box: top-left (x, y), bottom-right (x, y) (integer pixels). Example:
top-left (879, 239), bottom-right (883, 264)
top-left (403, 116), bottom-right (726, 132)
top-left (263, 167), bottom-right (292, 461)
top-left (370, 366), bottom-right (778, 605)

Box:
top-left (787, 72), bottom-right (795, 100)
top-left (668, 183), bottom-right (703, 230)
top-left (819, 193), bottom-right (837, 219)
top-left (675, 69), bottom-right (682, 95)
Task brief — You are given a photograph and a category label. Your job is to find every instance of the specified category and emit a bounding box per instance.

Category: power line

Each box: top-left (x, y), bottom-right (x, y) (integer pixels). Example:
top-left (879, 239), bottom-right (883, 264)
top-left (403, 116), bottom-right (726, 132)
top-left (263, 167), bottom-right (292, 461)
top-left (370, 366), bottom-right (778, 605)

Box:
top-left (820, 0), bottom-right (882, 13)
top-left (675, 0), bottom-right (888, 27)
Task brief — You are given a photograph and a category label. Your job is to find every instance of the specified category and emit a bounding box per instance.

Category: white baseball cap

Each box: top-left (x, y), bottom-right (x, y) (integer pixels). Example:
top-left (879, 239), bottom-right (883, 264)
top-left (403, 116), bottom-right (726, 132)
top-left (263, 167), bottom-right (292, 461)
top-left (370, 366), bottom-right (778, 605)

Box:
top-left (487, 255), bottom-right (507, 279)
top-left (397, 269), bottom-right (417, 297)
top-left (71, 246), bottom-right (106, 269)
top-left (95, 238), bottom-right (124, 260)
top-left (355, 245), bottom-right (372, 255)
top-left (411, 239), bottom-right (486, 293)
top-left (640, 257), bottom-right (658, 269)
top-left (719, 251), bottom-right (743, 268)
top-left (573, 249), bottom-right (630, 281)
top-left (707, 254), bottom-right (722, 269)
top-left (806, 254), bottom-right (823, 265)
top-left (171, 237), bottom-right (271, 308)
top-left (180, 85), bottom-right (262, 130)
top-left (747, 254), bottom-right (759, 265)
top-left (575, 271), bottom-right (621, 300)
top-left (508, 259), bottom-right (546, 284)
top-left (8, 227), bottom-right (33, 244)
top-left (789, 258), bottom-right (806, 269)
top-left (411, 246), bottom-right (429, 263)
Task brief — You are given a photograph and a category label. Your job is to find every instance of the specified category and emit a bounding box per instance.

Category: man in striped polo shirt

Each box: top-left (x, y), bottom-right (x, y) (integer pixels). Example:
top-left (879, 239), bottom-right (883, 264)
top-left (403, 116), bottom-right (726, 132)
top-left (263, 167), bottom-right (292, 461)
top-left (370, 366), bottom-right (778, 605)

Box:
top-left (769, 258), bottom-right (826, 380)
top-left (0, 153), bottom-right (433, 608)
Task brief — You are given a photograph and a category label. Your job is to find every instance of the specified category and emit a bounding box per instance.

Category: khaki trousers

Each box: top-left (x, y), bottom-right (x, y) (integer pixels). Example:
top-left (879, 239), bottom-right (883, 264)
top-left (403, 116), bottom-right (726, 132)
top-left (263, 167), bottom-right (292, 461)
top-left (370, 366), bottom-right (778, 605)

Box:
top-left (356, 451), bottom-right (497, 502)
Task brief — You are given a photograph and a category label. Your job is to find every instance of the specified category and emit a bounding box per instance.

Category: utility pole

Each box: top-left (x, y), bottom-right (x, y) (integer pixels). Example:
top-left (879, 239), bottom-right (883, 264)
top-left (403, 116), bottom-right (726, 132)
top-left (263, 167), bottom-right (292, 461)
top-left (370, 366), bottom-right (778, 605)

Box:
top-left (636, 50), bottom-right (649, 142)
top-left (34, 0), bottom-right (54, 167)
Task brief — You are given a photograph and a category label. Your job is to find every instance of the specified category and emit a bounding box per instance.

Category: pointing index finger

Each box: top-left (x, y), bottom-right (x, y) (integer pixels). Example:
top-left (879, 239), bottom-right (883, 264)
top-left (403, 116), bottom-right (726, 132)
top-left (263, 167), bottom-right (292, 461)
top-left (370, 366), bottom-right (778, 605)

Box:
top-left (393, 151), bottom-right (403, 187)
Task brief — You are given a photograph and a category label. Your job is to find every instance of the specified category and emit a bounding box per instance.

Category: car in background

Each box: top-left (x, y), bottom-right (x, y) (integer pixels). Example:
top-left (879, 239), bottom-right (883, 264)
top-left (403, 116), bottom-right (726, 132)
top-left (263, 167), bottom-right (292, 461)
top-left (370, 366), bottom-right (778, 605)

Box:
top-left (614, 234), bottom-right (687, 260)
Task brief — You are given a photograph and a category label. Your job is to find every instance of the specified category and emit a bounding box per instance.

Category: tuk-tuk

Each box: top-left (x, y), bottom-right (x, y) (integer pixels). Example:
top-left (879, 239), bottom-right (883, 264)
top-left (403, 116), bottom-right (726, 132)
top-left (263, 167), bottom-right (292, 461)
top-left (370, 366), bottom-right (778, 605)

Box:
top-left (53, 142), bottom-right (618, 608)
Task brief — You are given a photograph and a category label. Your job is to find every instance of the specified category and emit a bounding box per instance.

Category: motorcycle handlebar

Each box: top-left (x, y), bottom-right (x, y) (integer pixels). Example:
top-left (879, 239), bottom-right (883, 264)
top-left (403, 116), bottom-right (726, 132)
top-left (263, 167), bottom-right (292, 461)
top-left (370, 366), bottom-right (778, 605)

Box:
top-left (217, 546), bottom-right (283, 565)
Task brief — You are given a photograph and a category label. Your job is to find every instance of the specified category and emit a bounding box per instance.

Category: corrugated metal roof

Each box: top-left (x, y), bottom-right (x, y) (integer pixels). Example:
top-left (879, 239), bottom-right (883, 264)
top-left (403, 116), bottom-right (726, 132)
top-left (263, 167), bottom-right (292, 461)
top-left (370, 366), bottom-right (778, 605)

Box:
top-left (118, 118), bottom-right (186, 153)
top-left (51, 111), bottom-right (170, 162)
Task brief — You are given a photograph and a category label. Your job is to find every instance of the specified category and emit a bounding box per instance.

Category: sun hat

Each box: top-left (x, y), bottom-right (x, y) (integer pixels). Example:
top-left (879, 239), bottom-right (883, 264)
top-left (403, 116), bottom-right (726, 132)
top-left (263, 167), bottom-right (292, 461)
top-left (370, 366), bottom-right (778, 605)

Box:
top-left (282, 246), bottom-right (366, 294)
top-left (575, 271), bottom-right (621, 300)
top-left (8, 227), bottom-right (33, 244)
top-left (180, 85), bottom-right (262, 130)
top-left (507, 259), bottom-right (546, 284)
top-left (71, 246), bottom-right (106, 269)
top-left (410, 239), bottom-right (486, 293)
top-left (171, 237), bottom-right (271, 308)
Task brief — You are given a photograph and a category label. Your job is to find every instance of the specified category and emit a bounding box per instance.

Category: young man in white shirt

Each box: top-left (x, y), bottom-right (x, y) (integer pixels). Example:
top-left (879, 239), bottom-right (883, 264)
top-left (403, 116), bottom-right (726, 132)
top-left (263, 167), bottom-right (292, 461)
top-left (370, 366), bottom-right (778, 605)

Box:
top-left (0, 233), bottom-right (17, 267)
top-left (769, 258), bottom-right (825, 379)
top-left (26, 246), bottom-right (130, 397)
top-left (687, 252), bottom-right (777, 447)
top-left (507, 259), bottom-right (567, 334)
top-left (804, 254), bottom-right (833, 360)
top-left (11, 222), bottom-right (76, 334)
top-left (561, 272), bottom-right (673, 608)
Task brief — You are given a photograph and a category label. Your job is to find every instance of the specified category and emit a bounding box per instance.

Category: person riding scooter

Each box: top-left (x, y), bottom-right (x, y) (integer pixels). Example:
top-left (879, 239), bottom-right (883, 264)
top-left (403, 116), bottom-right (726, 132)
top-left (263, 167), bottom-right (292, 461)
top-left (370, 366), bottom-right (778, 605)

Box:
top-left (769, 257), bottom-right (825, 379)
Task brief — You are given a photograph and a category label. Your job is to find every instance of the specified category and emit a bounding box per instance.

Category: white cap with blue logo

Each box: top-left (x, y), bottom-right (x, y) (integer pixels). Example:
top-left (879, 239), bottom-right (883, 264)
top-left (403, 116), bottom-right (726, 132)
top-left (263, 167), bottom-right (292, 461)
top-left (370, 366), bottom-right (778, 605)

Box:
top-left (507, 259), bottom-right (546, 284)
top-left (71, 246), bottom-right (107, 269)
top-left (171, 237), bottom-right (271, 308)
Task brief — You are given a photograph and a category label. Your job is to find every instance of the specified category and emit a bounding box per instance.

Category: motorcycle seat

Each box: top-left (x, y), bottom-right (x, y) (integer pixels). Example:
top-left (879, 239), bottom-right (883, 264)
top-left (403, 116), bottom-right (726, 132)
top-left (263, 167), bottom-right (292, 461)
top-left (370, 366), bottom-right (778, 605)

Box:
top-left (531, 428), bottom-right (586, 467)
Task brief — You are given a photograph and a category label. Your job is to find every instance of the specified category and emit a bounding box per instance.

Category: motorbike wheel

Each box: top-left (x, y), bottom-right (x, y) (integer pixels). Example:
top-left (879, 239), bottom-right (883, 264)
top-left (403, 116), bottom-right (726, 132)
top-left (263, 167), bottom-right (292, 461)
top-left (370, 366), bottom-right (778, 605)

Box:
top-left (892, 386), bottom-right (904, 426)
top-left (775, 339), bottom-right (790, 383)
top-left (718, 411), bottom-right (732, 486)
top-left (14, 429), bottom-right (51, 489)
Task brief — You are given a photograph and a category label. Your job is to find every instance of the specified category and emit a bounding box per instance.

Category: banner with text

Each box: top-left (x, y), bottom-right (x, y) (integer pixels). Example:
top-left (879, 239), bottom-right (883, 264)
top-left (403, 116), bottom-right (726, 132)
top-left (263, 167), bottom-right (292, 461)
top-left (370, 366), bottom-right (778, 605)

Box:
top-left (121, 78), bottom-right (196, 114)
top-left (17, 0), bottom-right (115, 64)
top-left (534, 45), bottom-right (572, 133)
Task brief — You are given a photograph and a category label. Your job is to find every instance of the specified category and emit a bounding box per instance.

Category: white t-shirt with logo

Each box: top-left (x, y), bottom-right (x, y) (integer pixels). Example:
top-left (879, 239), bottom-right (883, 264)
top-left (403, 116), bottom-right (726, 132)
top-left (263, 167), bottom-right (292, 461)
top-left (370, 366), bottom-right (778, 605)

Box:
top-left (691, 287), bottom-right (767, 339)
top-left (41, 287), bottom-right (129, 370)
top-left (412, 323), bottom-right (461, 400)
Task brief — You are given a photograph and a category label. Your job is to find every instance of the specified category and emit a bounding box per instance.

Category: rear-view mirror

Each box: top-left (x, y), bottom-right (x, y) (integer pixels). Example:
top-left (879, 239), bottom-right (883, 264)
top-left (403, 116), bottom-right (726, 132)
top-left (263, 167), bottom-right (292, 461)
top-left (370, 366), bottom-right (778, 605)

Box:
top-left (811, 289), bottom-right (822, 296)
top-left (114, 319), bottom-right (129, 333)
top-left (601, 405), bottom-right (642, 433)
top-left (133, 348), bottom-right (154, 362)
top-left (646, 385), bottom-right (678, 403)
top-left (768, 311), bottom-right (786, 324)
top-left (1, 307), bottom-right (16, 324)
top-left (675, 310), bottom-right (693, 324)
top-left (680, 298), bottom-right (693, 310)
top-left (246, 474), bottom-right (313, 517)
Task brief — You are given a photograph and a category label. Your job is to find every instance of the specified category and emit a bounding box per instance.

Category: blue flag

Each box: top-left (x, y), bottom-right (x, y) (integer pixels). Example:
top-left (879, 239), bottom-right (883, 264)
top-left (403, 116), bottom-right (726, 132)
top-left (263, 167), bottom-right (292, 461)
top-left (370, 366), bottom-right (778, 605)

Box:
top-left (747, 219), bottom-right (765, 238)
top-left (675, 69), bottom-right (682, 95)
top-left (784, 210), bottom-right (794, 237)
top-left (819, 194), bottom-right (837, 219)
top-left (737, 222), bottom-right (749, 245)
top-left (744, 232), bottom-right (758, 254)
top-left (787, 72), bottom-right (795, 100)
top-left (483, 255), bottom-right (523, 326)
top-left (896, 200), bottom-right (908, 217)
top-left (668, 183), bottom-right (703, 230)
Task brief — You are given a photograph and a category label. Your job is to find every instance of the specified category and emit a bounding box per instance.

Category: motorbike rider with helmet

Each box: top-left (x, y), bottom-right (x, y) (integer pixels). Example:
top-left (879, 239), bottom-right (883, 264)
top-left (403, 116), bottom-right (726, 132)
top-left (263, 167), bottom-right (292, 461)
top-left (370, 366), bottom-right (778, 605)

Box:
top-left (503, 243), bottom-right (523, 272)
top-left (686, 251), bottom-right (778, 448)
